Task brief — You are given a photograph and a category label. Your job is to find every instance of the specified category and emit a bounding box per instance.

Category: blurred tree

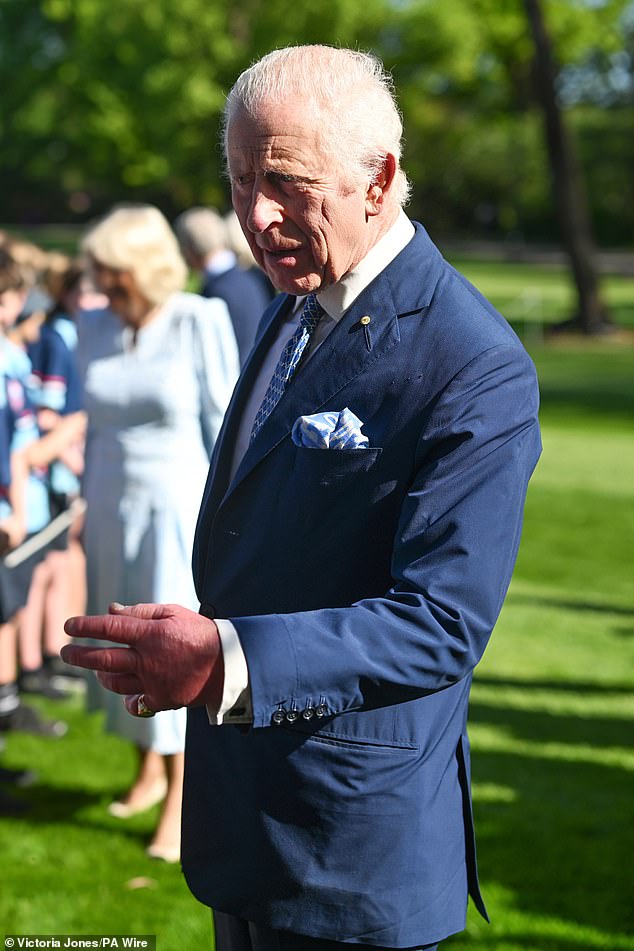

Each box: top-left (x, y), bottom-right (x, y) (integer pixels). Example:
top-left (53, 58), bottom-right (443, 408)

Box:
top-left (0, 0), bottom-right (632, 280)
top-left (387, 0), bottom-right (630, 332)
top-left (523, 0), bottom-right (611, 332)
top-left (0, 0), bottom-right (389, 222)
top-left (1, 0), bottom-right (241, 217)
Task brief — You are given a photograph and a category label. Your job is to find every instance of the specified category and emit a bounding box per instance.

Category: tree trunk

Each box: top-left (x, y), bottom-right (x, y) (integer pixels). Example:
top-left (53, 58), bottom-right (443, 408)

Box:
top-left (523, 0), bottom-right (612, 333)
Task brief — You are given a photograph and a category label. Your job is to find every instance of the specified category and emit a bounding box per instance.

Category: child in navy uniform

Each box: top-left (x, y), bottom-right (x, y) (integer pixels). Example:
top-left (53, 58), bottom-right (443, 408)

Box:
top-left (0, 245), bottom-right (67, 817)
top-left (10, 261), bottom-right (85, 697)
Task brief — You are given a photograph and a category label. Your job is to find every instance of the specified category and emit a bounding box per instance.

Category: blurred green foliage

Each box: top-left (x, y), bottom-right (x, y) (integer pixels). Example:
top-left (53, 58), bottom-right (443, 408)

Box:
top-left (0, 0), bottom-right (632, 244)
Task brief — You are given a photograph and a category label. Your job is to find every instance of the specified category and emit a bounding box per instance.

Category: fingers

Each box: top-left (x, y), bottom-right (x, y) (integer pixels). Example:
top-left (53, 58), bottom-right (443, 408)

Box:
top-left (60, 600), bottom-right (213, 711)
top-left (96, 670), bottom-right (144, 695)
top-left (64, 602), bottom-right (174, 642)
top-left (60, 644), bottom-right (138, 674)
top-left (109, 602), bottom-right (175, 620)
top-left (64, 612), bottom-right (147, 643)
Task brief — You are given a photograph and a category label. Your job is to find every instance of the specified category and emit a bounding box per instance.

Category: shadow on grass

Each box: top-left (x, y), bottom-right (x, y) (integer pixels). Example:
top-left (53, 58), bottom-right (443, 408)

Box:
top-left (614, 624), bottom-right (634, 638)
top-left (447, 933), bottom-right (632, 951)
top-left (464, 695), bottom-right (634, 943)
top-left (474, 673), bottom-right (633, 694)
top-left (6, 781), bottom-right (158, 849)
top-left (470, 700), bottom-right (632, 749)
top-left (508, 592), bottom-right (634, 619)
top-left (472, 752), bottom-right (633, 935)
top-left (14, 784), bottom-right (99, 821)
top-left (539, 376), bottom-right (634, 410)
top-left (528, 345), bottom-right (634, 426)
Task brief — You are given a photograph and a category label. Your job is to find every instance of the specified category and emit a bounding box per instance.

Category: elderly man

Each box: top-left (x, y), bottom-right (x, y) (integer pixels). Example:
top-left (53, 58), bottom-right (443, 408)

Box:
top-left (63, 46), bottom-right (541, 951)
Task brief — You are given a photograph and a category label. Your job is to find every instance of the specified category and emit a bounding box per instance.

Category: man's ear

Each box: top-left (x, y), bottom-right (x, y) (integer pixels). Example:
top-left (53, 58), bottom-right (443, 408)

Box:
top-left (365, 153), bottom-right (397, 217)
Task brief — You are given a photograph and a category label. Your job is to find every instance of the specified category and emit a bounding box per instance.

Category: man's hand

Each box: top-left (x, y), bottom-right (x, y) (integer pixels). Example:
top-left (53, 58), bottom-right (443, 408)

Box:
top-left (61, 602), bottom-right (223, 714)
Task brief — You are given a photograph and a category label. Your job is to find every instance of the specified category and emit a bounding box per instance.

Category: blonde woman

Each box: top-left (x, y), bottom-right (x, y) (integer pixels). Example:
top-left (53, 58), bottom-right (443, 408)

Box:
top-left (78, 205), bottom-right (239, 861)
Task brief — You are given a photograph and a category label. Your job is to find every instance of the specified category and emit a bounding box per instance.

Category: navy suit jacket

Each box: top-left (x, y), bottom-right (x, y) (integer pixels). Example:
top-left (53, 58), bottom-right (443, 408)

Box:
top-left (184, 223), bottom-right (541, 947)
top-left (201, 264), bottom-right (273, 368)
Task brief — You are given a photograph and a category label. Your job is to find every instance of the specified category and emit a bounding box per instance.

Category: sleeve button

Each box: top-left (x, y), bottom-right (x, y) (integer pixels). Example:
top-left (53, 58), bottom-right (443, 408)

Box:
top-left (285, 708), bottom-right (299, 723)
top-left (272, 709), bottom-right (285, 725)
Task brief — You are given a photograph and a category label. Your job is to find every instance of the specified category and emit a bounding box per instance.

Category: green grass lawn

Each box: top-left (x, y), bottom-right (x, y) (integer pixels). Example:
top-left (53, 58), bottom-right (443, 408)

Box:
top-left (446, 335), bottom-right (634, 951)
top-left (1, 260), bottom-right (633, 950)
top-left (452, 256), bottom-right (634, 331)
top-left (0, 697), bottom-right (211, 945)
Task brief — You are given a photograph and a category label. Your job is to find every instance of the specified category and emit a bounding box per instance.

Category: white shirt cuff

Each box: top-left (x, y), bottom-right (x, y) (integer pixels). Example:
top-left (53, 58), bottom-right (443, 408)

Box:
top-left (205, 618), bottom-right (252, 725)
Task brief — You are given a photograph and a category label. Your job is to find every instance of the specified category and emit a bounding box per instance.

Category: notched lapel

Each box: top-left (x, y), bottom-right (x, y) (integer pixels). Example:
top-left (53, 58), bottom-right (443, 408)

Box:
top-left (212, 296), bottom-right (294, 480)
top-left (194, 222), bottom-right (446, 586)
top-left (193, 294), bottom-right (293, 557)
top-left (228, 269), bottom-right (403, 494)
top-left (207, 223), bottom-right (442, 511)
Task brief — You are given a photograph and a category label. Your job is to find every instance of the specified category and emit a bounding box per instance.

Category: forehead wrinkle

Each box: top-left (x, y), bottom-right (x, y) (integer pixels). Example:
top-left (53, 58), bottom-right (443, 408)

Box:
top-left (231, 129), bottom-right (313, 151)
top-left (229, 135), bottom-right (320, 177)
top-left (228, 107), bottom-right (320, 156)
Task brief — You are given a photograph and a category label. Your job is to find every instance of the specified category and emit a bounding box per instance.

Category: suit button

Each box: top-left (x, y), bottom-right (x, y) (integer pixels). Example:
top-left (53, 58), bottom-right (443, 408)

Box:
top-left (272, 709), bottom-right (285, 725)
top-left (302, 706), bottom-right (314, 720)
top-left (286, 708), bottom-right (299, 723)
top-left (315, 704), bottom-right (328, 718)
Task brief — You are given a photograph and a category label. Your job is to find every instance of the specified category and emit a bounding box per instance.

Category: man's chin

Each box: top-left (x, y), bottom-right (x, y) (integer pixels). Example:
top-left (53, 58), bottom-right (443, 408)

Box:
top-left (264, 267), bottom-right (324, 297)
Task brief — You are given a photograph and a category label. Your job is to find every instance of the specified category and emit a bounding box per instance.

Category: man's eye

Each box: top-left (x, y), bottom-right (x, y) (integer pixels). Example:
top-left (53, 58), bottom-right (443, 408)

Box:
top-left (232, 174), bottom-right (253, 187)
top-left (266, 172), bottom-right (300, 186)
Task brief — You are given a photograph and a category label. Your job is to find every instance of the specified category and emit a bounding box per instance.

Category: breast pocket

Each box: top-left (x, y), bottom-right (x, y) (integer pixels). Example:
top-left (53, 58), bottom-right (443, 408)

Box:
top-left (288, 445), bottom-right (383, 530)
top-left (292, 445), bottom-right (383, 488)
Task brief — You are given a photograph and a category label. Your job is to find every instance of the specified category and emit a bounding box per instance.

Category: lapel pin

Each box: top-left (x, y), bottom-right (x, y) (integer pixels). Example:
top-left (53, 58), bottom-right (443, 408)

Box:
top-left (360, 316), bottom-right (373, 351)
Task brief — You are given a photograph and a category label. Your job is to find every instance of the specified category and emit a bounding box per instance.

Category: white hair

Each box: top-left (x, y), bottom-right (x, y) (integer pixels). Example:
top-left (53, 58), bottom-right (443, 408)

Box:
top-left (81, 204), bottom-right (187, 307)
top-left (174, 206), bottom-right (228, 257)
top-left (223, 45), bottom-right (411, 208)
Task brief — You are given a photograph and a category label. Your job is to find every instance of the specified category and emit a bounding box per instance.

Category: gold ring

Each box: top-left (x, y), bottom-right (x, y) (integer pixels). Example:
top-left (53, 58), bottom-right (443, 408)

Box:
top-left (136, 694), bottom-right (155, 718)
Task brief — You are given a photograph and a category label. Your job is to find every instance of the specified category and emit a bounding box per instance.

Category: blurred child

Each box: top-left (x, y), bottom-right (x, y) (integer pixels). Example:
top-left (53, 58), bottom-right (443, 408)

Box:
top-left (0, 245), bottom-right (67, 815)
top-left (14, 254), bottom-right (89, 695)
top-left (4, 261), bottom-right (68, 699)
top-left (0, 244), bottom-right (67, 769)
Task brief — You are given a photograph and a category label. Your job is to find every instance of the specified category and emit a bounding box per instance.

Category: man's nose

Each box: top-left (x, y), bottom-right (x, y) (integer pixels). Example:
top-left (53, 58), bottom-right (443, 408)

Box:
top-left (246, 188), bottom-right (283, 233)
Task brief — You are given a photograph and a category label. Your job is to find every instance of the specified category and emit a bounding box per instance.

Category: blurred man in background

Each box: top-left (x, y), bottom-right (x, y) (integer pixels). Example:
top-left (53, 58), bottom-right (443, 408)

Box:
top-left (175, 206), bottom-right (272, 366)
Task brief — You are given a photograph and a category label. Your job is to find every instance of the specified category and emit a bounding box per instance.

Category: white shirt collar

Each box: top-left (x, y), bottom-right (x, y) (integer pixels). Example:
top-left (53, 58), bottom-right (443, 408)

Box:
top-left (316, 210), bottom-right (415, 323)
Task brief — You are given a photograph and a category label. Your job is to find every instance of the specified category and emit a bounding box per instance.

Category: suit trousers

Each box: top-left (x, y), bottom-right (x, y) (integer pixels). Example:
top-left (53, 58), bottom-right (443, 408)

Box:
top-left (213, 912), bottom-right (440, 951)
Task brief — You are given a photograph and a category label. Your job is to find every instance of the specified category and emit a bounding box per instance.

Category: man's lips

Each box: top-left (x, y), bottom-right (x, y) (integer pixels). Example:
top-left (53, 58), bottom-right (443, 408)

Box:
top-left (259, 244), bottom-right (303, 256)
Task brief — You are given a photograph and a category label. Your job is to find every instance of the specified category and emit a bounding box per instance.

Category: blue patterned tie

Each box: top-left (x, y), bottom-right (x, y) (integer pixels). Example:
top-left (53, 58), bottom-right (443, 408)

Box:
top-left (250, 293), bottom-right (324, 441)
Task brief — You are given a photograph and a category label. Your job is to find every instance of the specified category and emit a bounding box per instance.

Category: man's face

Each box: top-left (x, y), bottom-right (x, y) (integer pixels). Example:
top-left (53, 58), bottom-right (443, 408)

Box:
top-left (227, 102), bottom-right (377, 295)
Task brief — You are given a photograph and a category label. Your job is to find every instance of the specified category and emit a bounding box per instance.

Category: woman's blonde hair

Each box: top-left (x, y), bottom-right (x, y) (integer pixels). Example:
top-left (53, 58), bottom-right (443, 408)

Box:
top-left (81, 204), bottom-right (187, 307)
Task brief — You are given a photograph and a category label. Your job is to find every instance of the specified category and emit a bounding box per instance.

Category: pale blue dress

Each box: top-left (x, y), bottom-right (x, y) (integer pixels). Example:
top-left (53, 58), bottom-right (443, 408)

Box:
top-left (78, 292), bottom-right (239, 753)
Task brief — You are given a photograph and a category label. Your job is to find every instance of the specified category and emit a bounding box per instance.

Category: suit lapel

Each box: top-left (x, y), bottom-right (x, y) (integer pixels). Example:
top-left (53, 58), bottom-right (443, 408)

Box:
top-left (207, 223), bottom-right (443, 512)
top-left (227, 268), bottom-right (402, 495)
top-left (193, 293), bottom-right (293, 576)
top-left (206, 295), bottom-right (292, 496)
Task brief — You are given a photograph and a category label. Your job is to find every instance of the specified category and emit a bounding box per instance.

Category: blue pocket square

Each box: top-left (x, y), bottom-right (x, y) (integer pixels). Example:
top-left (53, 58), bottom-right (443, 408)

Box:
top-left (291, 407), bottom-right (369, 450)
